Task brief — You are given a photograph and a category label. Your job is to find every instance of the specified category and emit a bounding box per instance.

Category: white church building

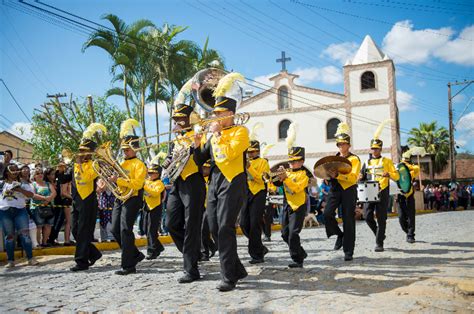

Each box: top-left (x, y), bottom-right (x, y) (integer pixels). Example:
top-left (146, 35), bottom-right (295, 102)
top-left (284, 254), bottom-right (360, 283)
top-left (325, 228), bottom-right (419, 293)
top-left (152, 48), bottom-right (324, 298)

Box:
top-left (239, 35), bottom-right (401, 171)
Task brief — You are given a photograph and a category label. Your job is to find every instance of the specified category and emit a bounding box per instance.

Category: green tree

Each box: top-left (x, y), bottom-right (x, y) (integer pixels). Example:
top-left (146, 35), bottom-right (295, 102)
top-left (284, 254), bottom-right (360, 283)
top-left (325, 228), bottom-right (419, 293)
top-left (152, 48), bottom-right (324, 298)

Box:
top-left (31, 96), bottom-right (127, 164)
top-left (407, 121), bottom-right (450, 173)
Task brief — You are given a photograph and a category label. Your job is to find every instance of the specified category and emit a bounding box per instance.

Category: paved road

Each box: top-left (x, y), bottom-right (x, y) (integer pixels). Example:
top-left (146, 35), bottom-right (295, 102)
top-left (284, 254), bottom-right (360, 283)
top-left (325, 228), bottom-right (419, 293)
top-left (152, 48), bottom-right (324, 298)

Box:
top-left (2, 211), bottom-right (474, 313)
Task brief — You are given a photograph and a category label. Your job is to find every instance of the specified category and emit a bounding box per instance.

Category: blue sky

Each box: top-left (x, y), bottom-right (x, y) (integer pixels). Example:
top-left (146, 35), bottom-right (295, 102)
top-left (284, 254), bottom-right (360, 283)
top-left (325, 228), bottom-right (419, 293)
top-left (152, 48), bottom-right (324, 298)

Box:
top-left (1, 0), bottom-right (473, 151)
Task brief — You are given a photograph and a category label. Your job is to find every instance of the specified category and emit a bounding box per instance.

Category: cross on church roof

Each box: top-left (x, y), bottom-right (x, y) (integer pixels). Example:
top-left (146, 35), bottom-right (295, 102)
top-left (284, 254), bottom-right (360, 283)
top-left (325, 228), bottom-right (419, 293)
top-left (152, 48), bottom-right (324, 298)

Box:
top-left (276, 51), bottom-right (291, 72)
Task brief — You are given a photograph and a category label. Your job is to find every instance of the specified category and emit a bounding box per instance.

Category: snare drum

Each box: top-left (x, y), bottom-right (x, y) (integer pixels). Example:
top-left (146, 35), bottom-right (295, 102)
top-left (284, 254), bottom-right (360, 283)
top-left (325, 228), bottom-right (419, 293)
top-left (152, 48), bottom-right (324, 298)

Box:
top-left (357, 181), bottom-right (380, 202)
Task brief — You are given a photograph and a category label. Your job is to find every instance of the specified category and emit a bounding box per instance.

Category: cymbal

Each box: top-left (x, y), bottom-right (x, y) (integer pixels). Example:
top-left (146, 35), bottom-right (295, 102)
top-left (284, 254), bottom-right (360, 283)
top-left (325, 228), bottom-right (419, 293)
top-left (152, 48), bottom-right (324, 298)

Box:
top-left (313, 156), bottom-right (352, 179)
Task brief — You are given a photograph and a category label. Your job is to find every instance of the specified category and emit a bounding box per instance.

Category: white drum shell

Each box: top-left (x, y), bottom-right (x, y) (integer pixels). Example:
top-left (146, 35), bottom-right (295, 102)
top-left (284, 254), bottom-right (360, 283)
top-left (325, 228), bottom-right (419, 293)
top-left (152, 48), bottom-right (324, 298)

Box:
top-left (358, 181), bottom-right (380, 203)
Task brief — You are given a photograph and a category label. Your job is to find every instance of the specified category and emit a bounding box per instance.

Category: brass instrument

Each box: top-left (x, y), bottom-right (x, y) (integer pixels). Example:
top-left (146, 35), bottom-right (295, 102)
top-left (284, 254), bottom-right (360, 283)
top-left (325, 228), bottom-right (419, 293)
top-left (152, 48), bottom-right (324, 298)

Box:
top-left (91, 142), bottom-right (134, 202)
top-left (191, 68), bottom-right (227, 112)
top-left (263, 169), bottom-right (287, 183)
top-left (313, 156), bottom-right (352, 179)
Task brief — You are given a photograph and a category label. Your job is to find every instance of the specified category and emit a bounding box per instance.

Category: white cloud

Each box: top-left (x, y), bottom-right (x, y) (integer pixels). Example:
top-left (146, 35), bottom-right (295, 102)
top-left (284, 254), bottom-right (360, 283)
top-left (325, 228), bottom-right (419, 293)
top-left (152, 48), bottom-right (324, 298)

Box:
top-left (249, 72), bottom-right (278, 92)
top-left (434, 25), bottom-right (474, 66)
top-left (416, 81), bottom-right (426, 87)
top-left (294, 66), bottom-right (343, 85)
top-left (382, 21), bottom-right (474, 66)
top-left (457, 111), bottom-right (474, 137)
top-left (397, 90), bottom-right (416, 112)
top-left (145, 101), bottom-right (170, 117)
top-left (321, 41), bottom-right (358, 64)
top-left (9, 122), bottom-right (33, 141)
top-left (452, 93), bottom-right (466, 105)
top-left (456, 138), bottom-right (467, 147)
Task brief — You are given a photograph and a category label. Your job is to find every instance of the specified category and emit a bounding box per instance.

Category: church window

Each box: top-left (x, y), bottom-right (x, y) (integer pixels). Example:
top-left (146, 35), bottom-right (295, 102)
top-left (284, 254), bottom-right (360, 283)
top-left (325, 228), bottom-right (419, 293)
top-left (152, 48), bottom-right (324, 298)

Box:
top-left (278, 119), bottom-right (291, 140)
top-left (326, 118), bottom-right (341, 140)
top-left (361, 71), bottom-right (376, 90)
top-left (278, 86), bottom-right (290, 110)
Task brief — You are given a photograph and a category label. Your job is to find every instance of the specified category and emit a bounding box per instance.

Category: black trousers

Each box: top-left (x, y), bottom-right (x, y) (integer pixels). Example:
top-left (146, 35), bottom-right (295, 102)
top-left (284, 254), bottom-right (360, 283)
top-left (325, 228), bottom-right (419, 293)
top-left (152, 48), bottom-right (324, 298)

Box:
top-left (144, 204), bottom-right (164, 255)
top-left (398, 193), bottom-right (416, 238)
top-left (281, 203), bottom-right (307, 263)
top-left (201, 209), bottom-right (216, 258)
top-left (240, 189), bottom-right (267, 260)
top-left (364, 187), bottom-right (389, 246)
top-left (71, 193), bottom-right (102, 268)
top-left (166, 173), bottom-right (205, 278)
top-left (111, 195), bottom-right (143, 269)
top-left (323, 184), bottom-right (357, 255)
top-left (207, 171), bottom-right (247, 284)
top-left (48, 204), bottom-right (65, 243)
top-left (263, 203), bottom-right (275, 238)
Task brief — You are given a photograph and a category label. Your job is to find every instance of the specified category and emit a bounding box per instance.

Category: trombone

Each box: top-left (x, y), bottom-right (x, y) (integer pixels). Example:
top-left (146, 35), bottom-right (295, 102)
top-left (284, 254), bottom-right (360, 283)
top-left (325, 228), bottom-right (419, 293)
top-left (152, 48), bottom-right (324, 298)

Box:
top-left (131, 112), bottom-right (250, 152)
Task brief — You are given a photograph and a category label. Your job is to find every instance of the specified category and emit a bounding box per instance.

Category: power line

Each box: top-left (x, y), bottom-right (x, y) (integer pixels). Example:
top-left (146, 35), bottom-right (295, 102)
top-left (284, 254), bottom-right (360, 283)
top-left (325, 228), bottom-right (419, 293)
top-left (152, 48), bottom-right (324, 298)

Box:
top-left (342, 0), bottom-right (472, 15)
top-left (0, 79), bottom-right (32, 123)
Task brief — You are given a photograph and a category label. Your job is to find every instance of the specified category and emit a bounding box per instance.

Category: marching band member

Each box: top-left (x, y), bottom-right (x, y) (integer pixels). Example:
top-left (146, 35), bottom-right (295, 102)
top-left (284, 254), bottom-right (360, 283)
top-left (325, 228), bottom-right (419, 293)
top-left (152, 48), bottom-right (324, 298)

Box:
top-left (398, 148), bottom-right (420, 243)
top-left (240, 136), bottom-right (270, 264)
top-left (323, 122), bottom-right (361, 261)
top-left (278, 123), bottom-right (309, 268)
top-left (200, 160), bottom-right (216, 261)
top-left (165, 101), bottom-right (206, 284)
top-left (110, 119), bottom-right (147, 275)
top-left (360, 120), bottom-right (400, 252)
top-left (143, 163), bottom-right (166, 259)
top-left (70, 123), bottom-right (106, 271)
top-left (194, 72), bottom-right (250, 292)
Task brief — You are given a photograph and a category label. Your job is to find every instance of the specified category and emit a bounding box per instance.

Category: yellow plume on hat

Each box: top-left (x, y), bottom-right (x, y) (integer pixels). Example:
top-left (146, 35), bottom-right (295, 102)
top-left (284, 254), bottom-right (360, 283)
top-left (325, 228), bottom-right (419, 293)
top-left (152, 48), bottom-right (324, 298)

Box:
top-left (261, 143), bottom-right (275, 158)
top-left (249, 122), bottom-right (263, 141)
top-left (174, 78), bottom-right (193, 106)
top-left (149, 151), bottom-right (168, 166)
top-left (120, 118), bottom-right (139, 138)
top-left (335, 122), bottom-right (350, 136)
top-left (213, 72), bottom-right (245, 98)
top-left (373, 119), bottom-right (394, 140)
top-left (82, 123), bottom-right (107, 139)
top-left (286, 122), bottom-right (298, 149)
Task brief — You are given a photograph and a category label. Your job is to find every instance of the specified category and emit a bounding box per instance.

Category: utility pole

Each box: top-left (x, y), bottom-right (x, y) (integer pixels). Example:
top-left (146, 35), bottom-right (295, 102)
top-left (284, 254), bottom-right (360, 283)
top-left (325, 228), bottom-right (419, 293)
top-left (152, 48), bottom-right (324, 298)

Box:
top-left (447, 80), bottom-right (473, 184)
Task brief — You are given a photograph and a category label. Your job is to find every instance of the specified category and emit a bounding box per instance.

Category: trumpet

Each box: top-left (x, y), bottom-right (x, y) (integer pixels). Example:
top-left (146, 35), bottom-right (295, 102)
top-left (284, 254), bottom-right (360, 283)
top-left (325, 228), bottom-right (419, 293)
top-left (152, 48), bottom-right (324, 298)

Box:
top-left (132, 112), bottom-right (250, 152)
top-left (263, 169), bottom-right (287, 183)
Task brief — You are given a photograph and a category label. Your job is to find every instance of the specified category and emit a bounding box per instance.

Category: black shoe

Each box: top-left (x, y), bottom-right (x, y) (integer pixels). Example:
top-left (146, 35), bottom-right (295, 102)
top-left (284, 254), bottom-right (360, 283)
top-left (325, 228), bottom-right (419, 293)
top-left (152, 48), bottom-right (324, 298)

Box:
top-left (237, 270), bottom-right (248, 281)
top-left (288, 262), bottom-right (303, 268)
top-left (263, 246), bottom-right (269, 256)
top-left (178, 274), bottom-right (200, 284)
top-left (210, 247), bottom-right (217, 258)
top-left (70, 265), bottom-right (89, 272)
top-left (136, 252), bottom-right (146, 264)
top-left (115, 267), bottom-right (136, 275)
top-left (344, 254), bottom-right (353, 261)
top-left (200, 255), bottom-right (210, 262)
top-left (374, 245), bottom-right (384, 252)
top-left (217, 280), bottom-right (236, 292)
top-left (334, 234), bottom-right (343, 250)
top-left (146, 249), bottom-right (162, 260)
top-left (263, 236), bottom-right (271, 242)
top-left (407, 237), bottom-right (415, 244)
top-left (249, 258), bottom-right (264, 264)
top-left (89, 254), bottom-right (102, 266)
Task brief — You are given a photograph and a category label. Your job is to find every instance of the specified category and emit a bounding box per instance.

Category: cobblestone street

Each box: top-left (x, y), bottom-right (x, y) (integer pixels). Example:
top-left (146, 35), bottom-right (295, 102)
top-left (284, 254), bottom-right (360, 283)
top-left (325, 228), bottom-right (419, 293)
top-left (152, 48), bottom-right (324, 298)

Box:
top-left (2, 211), bottom-right (474, 313)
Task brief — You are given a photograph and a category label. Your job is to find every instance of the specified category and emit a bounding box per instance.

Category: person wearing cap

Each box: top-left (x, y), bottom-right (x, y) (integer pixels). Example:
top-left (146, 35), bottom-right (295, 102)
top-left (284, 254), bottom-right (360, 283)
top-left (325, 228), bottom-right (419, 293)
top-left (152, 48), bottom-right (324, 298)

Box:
top-left (323, 123), bottom-right (361, 261)
top-left (240, 140), bottom-right (270, 264)
top-left (397, 149), bottom-right (420, 243)
top-left (110, 119), bottom-right (147, 275)
top-left (200, 160), bottom-right (216, 261)
top-left (164, 103), bottom-right (206, 284)
top-left (193, 72), bottom-right (250, 292)
top-left (277, 146), bottom-right (309, 268)
top-left (143, 164), bottom-right (166, 259)
top-left (360, 120), bottom-right (400, 252)
top-left (70, 138), bottom-right (102, 271)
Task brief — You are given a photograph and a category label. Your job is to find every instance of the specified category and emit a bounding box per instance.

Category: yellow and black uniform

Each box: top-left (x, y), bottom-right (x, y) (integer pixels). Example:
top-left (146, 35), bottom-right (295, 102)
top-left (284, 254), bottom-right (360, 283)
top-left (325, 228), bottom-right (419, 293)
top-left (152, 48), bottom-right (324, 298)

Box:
top-left (397, 160), bottom-right (420, 241)
top-left (361, 155), bottom-right (400, 249)
top-left (143, 176), bottom-right (166, 259)
top-left (71, 159), bottom-right (102, 270)
top-left (240, 154), bottom-right (271, 262)
top-left (323, 153), bottom-right (361, 258)
top-left (200, 167), bottom-right (217, 261)
top-left (194, 124), bottom-right (250, 284)
top-left (281, 163), bottom-right (309, 266)
top-left (165, 127), bottom-right (206, 281)
top-left (263, 182), bottom-right (278, 241)
top-left (110, 154), bottom-right (147, 272)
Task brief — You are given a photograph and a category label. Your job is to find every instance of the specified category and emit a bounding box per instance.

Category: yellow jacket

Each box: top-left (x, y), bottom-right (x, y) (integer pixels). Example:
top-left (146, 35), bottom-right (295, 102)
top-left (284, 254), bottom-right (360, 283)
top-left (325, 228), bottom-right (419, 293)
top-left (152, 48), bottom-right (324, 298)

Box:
top-left (144, 179), bottom-right (165, 209)
top-left (174, 130), bottom-right (199, 181)
top-left (207, 125), bottom-right (250, 182)
top-left (247, 157), bottom-right (270, 195)
top-left (117, 157), bottom-right (147, 197)
top-left (74, 160), bottom-right (98, 200)
top-left (283, 168), bottom-right (309, 211)
top-left (403, 161), bottom-right (420, 197)
top-left (336, 154), bottom-right (361, 190)
top-left (365, 156), bottom-right (400, 191)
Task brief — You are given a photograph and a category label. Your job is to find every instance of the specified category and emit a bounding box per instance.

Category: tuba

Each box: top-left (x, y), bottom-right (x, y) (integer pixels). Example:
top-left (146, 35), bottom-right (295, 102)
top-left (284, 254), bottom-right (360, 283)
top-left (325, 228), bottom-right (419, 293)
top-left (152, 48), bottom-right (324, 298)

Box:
top-left (191, 68), bottom-right (226, 112)
top-left (92, 142), bottom-right (134, 202)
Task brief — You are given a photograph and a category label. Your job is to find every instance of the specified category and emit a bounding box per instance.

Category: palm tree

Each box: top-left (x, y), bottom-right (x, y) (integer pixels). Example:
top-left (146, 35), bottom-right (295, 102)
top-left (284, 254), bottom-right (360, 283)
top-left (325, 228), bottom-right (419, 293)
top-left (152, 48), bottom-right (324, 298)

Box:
top-left (407, 121), bottom-right (450, 174)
